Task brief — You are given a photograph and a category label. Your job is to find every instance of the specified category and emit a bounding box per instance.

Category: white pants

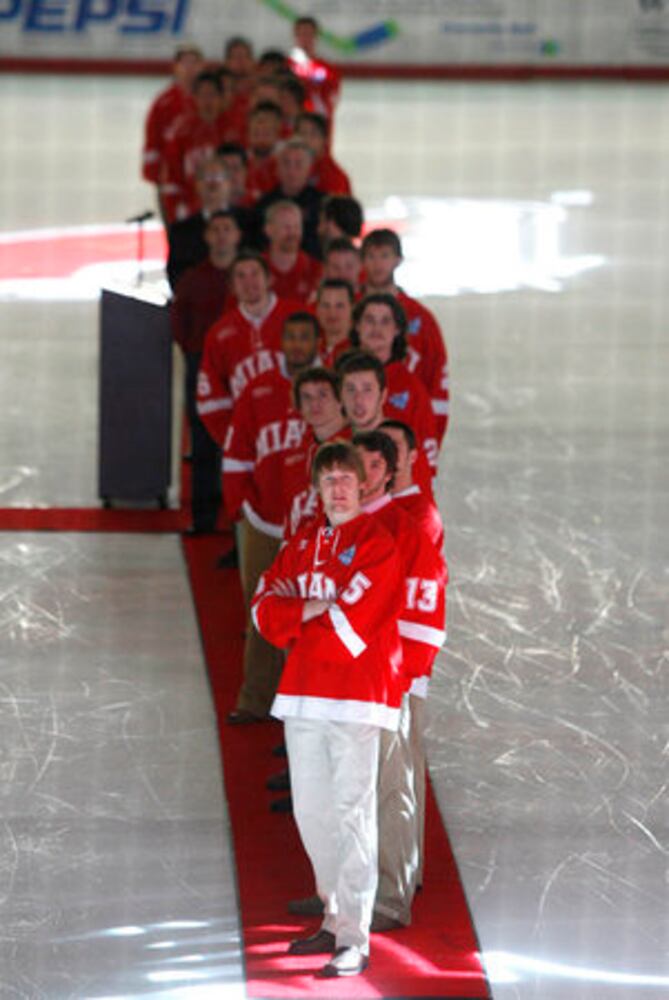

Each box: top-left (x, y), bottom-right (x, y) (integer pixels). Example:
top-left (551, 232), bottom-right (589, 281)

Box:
top-left (376, 693), bottom-right (419, 924)
top-left (285, 718), bottom-right (381, 954)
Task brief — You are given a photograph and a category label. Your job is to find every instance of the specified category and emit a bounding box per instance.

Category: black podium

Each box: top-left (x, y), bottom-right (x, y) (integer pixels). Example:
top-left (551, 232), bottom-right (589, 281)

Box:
top-left (98, 286), bottom-right (172, 507)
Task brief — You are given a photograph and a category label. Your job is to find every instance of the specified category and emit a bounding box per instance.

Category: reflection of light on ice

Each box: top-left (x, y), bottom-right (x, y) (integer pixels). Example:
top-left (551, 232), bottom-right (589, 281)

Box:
top-left (484, 951), bottom-right (669, 987)
top-left (367, 195), bottom-right (604, 297)
top-left (0, 261), bottom-right (168, 303)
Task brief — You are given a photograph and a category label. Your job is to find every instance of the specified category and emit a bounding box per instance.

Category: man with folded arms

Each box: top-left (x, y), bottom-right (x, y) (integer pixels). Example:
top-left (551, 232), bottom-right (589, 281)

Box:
top-left (252, 441), bottom-right (405, 978)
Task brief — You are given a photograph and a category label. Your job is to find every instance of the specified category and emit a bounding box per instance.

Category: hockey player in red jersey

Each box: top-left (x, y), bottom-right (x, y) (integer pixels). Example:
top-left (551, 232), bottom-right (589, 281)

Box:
top-left (263, 200), bottom-right (322, 302)
top-left (353, 430), bottom-right (446, 931)
top-left (196, 252), bottom-right (303, 445)
top-left (351, 294), bottom-right (439, 474)
top-left (379, 419), bottom-right (444, 552)
top-left (361, 229), bottom-right (449, 441)
top-left (161, 71), bottom-right (235, 223)
top-left (141, 44), bottom-right (203, 221)
top-left (315, 278), bottom-right (354, 365)
top-left (252, 441), bottom-right (404, 977)
top-left (244, 101), bottom-right (282, 201)
top-left (336, 351), bottom-right (436, 494)
top-left (225, 313), bottom-right (320, 724)
top-left (378, 421), bottom-right (448, 889)
top-left (289, 16), bottom-right (341, 130)
top-left (296, 111), bottom-right (352, 195)
top-left (282, 367), bottom-right (348, 539)
top-left (322, 237), bottom-right (362, 292)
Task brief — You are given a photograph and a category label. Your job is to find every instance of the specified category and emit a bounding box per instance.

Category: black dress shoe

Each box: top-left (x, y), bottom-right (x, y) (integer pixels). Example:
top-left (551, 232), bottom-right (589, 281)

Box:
top-left (320, 946), bottom-right (369, 977)
top-left (216, 547), bottom-right (239, 569)
top-left (266, 768), bottom-right (290, 792)
top-left (226, 709), bottom-right (266, 725)
top-left (288, 929), bottom-right (336, 956)
top-left (270, 794), bottom-right (293, 814)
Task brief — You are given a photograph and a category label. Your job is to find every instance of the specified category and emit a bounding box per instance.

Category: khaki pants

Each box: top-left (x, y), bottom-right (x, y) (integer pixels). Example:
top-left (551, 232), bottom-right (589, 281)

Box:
top-left (235, 518), bottom-right (283, 717)
top-left (375, 694), bottom-right (418, 925)
top-left (409, 693), bottom-right (427, 885)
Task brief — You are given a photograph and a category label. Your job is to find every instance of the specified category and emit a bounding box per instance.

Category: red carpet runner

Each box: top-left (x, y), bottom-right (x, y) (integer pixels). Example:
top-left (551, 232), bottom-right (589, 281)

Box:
top-left (183, 534), bottom-right (490, 999)
top-left (0, 471), bottom-right (489, 996)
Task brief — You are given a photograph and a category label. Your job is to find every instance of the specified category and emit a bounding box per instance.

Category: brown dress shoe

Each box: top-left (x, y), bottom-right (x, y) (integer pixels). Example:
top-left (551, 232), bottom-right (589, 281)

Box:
top-left (287, 929), bottom-right (336, 956)
top-left (370, 912), bottom-right (404, 932)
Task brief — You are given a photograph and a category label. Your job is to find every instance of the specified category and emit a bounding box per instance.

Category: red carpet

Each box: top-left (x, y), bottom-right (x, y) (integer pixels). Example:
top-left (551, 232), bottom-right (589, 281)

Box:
top-left (183, 534), bottom-right (490, 999)
top-left (0, 455), bottom-right (489, 996)
top-left (0, 506), bottom-right (187, 532)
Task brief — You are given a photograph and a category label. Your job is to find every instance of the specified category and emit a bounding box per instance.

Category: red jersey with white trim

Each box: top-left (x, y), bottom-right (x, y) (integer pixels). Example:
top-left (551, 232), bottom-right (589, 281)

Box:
top-left (393, 484), bottom-right (444, 552)
top-left (385, 361), bottom-right (439, 478)
top-left (197, 296), bottom-right (303, 444)
top-left (252, 513), bottom-right (405, 731)
top-left (397, 290), bottom-right (449, 442)
top-left (142, 83), bottom-right (195, 185)
top-left (363, 494), bottom-right (446, 686)
top-left (289, 54), bottom-right (341, 123)
top-left (264, 251), bottom-right (323, 303)
top-left (223, 366), bottom-right (305, 536)
top-left (162, 112), bottom-right (238, 222)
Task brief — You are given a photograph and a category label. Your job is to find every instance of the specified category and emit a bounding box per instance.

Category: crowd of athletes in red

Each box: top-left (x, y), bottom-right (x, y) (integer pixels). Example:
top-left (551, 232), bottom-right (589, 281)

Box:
top-left (143, 16), bottom-right (449, 980)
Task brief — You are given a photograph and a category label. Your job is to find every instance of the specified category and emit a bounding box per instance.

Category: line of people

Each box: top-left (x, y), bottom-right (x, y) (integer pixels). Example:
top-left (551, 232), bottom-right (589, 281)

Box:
top-left (145, 15), bottom-right (450, 981)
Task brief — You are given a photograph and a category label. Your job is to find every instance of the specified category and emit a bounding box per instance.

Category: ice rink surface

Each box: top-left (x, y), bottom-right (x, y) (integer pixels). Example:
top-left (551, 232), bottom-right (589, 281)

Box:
top-left (0, 73), bottom-right (668, 997)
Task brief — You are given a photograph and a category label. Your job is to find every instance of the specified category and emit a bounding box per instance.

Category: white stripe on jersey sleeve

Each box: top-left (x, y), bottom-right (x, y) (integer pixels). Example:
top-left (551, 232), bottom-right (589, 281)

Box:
top-left (398, 620), bottom-right (446, 649)
top-left (328, 603), bottom-right (367, 658)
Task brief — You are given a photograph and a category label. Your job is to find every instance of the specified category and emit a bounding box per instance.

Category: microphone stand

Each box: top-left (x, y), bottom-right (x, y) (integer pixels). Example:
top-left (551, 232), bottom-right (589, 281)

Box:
top-left (126, 211), bottom-right (154, 287)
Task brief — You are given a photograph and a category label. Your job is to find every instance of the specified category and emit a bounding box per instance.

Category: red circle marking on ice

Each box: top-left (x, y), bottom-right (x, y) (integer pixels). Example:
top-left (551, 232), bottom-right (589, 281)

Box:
top-left (0, 225), bottom-right (168, 280)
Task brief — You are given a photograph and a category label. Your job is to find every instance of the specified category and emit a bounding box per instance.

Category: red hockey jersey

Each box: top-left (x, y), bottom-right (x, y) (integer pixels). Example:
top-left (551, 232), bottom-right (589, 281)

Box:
top-left (393, 484), bottom-right (445, 553)
top-left (385, 361), bottom-right (439, 477)
top-left (289, 54), bottom-right (341, 123)
top-left (397, 290), bottom-right (449, 442)
top-left (142, 83), bottom-right (195, 185)
top-left (162, 111), bottom-right (238, 222)
top-left (223, 366), bottom-right (305, 536)
top-left (264, 250), bottom-right (323, 303)
top-left (363, 494), bottom-right (446, 686)
top-left (196, 295), bottom-right (303, 444)
top-left (252, 514), bottom-right (405, 730)
top-left (319, 335), bottom-right (352, 369)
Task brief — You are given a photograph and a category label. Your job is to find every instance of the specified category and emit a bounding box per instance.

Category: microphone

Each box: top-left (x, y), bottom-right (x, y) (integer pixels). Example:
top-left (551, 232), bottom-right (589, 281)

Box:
top-left (126, 210), bottom-right (155, 224)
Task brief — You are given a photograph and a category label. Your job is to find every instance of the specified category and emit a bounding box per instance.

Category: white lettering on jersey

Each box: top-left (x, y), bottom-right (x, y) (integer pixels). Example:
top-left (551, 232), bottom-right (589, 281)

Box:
top-left (340, 571), bottom-right (371, 606)
top-left (256, 418), bottom-right (305, 462)
top-left (406, 345), bottom-right (421, 373)
top-left (424, 437), bottom-right (439, 469)
top-left (197, 371), bottom-right (212, 398)
top-left (296, 572), bottom-right (337, 601)
top-left (406, 577), bottom-right (438, 613)
top-left (184, 144), bottom-right (214, 180)
top-left (290, 486), bottom-right (318, 535)
top-left (230, 350), bottom-right (282, 400)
